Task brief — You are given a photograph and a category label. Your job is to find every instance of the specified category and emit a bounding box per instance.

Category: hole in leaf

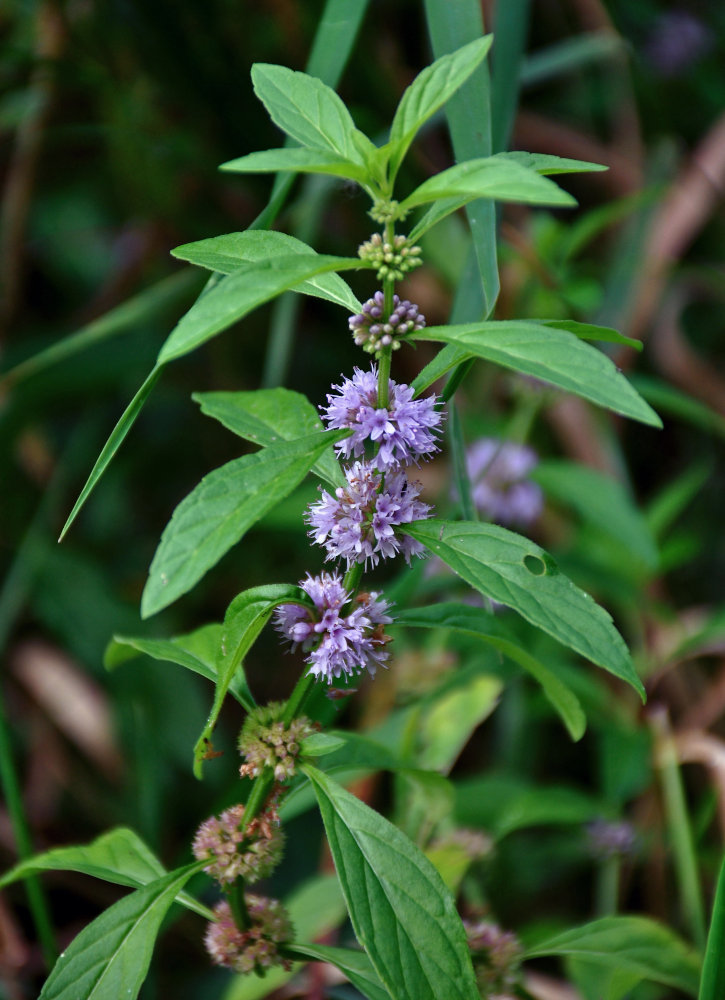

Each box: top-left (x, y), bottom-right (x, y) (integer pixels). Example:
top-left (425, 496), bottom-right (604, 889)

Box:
top-left (523, 554), bottom-right (547, 576)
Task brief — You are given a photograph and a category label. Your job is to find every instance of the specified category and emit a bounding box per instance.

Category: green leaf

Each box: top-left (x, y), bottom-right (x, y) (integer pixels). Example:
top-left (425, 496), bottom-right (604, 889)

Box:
top-left (194, 388), bottom-right (344, 488)
top-left (387, 36), bottom-right (492, 177)
top-left (304, 765), bottom-right (479, 1000)
top-left (419, 674), bottom-right (502, 772)
top-left (251, 63), bottom-right (370, 164)
top-left (171, 231), bottom-right (361, 313)
top-left (525, 916), bottom-right (701, 996)
top-left (492, 150), bottom-right (607, 175)
top-left (700, 854), bottom-right (725, 1000)
top-left (538, 318), bottom-right (642, 351)
top-left (397, 603), bottom-right (586, 740)
top-left (411, 343), bottom-right (470, 396)
top-left (141, 429), bottom-right (344, 617)
top-left (410, 322), bottom-right (662, 426)
top-left (402, 520), bottom-right (645, 700)
top-left (400, 157), bottom-right (577, 212)
top-left (157, 254), bottom-right (365, 365)
top-left (104, 624), bottom-right (255, 712)
top-left (288, 943), bottom-right (390, 1000)
top-left (0, 829), bottom-right (211, 920)
top-left (220, 146), bottom-right (369, 183)
top-left (300, 732), bottom-right (348, 757)
top-left (533, 460), bottom-right (658, 570)
top-left (192, 584), bottom-right (302, 777)
top-left (38, 863), bottom-right (202, 1000)
top-left (59, 366), bottom-right (163, 540)
top-left (455, 774), bottom-right (600, 839)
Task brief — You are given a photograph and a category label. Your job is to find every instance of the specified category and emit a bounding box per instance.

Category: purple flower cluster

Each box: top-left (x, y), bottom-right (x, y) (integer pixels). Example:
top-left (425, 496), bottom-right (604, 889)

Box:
top-left (349, 291), bottom-right (426, 354)
top-left (307, 461), bottom-right (429, 567)
top-left (275, 572), bottom-right (393, 683)
top-left (321, 365), bottom-right (442, 471)
top-left (204, 896), bottom-right (292, 975)
top-left (465, 438), bottom-right (543, 527)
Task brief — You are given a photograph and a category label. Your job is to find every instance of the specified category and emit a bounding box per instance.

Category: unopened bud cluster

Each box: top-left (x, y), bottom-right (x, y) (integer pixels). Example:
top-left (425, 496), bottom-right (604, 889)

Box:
top-left (349, 291), bottom-right (426, 354)
top-left (204, 896), bottom-right (293, 975)
top-left (464, 919), bottom-right (522, 995)
top-left (192, 801), bottom-right (283, 886)
top-left (358, 232), bottom-right (422, 282)
top-left (238, 702), bottom-right (315, 782)
top-left (368, 199), bottom-right (405, 224)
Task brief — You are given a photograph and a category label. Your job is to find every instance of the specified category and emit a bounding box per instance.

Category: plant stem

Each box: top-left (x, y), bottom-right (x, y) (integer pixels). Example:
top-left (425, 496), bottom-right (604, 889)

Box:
top-left (595, 856), bottom-right (620, 916)
top-left (226, 880), bottom-right (251, 931)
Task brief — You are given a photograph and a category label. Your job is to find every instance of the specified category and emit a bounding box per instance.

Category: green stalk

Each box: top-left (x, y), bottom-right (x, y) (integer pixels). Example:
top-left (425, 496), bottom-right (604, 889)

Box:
top-left (226, 880), bottom-right (251, 932)
top-left (595, 856), bottom-right (621, 917)
top-left (650, 707), bottom-right (706, 949)
top-left (699, 853), bottom-right (725, 999)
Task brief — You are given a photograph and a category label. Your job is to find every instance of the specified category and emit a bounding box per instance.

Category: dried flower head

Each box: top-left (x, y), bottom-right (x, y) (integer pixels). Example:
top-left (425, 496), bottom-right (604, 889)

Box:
top-left (358, 232), bottom-right (422, 281)
top-left (238, 702), bottom-right (315, 782)
top-left (192, 801), bottom-right (283, 886)
top-left (204, 897), bottom-right (293, 975)
top-left (349, 291), bottom-right (426, 354)
top-left (307, 461), bottom-right (430, 567)
top-left (274, 571), bottom-right (393, 684)
top-left (321, 366), bottom-right (442, 470)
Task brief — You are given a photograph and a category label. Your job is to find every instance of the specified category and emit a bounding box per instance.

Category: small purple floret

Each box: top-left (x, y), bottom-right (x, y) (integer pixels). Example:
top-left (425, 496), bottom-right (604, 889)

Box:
top-left (274, 572), bottom-right (393, 684)
top-left (321, 365), bottom-right (443, 471)
top-left (307, 460), bottom-right (430, 567)
top-left (464, 438), bottom-right (543, 527)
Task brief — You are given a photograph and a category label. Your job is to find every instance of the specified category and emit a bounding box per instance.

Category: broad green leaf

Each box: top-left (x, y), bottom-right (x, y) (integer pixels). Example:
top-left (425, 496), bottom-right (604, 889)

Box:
top-left (194, 388), bottom-right (344, 488)
top-left (533, 460), bottom-right (658, 570)
top-left (305, 765), bottom-right (479, 1000)
top-left (700, 854), bottom-right (725, 1000)
top-left (492, 150), bottom-right (607, 175)
top-left (397, 603), bottom-right (586, 740)
top-left (409, 322), bottom-right (661, 426)
top-left (60, 366), bottom-right (163, 540)
top-left (38, 863), bottom-right (202, 1000)
top-left (251, 63), bottom-right (370, 164)
top-left (300, 731), bottom-right (348, 757)
top-left (455, 774), bottom-right (600, 839)
top-left (104, 624), bottom-right (255, 712)
top-left (172, 231), bottom-right (361, 313)
top-left (157, 254), bottom-right (365, 365)
top-left (141, 429), bottom-right (343, 618)
top-left (0, 829), bottom-right (211, 920)
top-left (538, 318), bottom-right (642, 351)
top-left (221, 146), bottom-right (369, 184)
top-left (400, 157), bottom-right (577, 212)
top-left (419, 674), bottom-right (502, 772)
top-left (191, 585), bottom-right (302, 775)
top-left (411, 342), bottom-right (470, 396)
top-left (224, 874), bottom-right (348, 1000)
top-left (525, 917), bottom-right (700, 996)
top-left (289, 943), bottom-right (389, 1000)
top-left (387, 36), bottom-right (492, 177)
top-left (402, 520), bottom-right (645, 700)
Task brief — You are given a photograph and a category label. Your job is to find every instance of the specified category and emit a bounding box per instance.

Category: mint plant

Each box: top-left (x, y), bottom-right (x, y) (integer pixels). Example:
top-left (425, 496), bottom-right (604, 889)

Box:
top-left (4, 23), bottom-right (716, 1000)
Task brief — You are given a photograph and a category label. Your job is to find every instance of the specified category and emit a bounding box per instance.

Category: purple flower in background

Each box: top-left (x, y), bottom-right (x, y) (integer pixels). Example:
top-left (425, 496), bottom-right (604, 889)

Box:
top-left (320, 365), bottom-right (443, 471)
top-left (274, 571), bottom-right (393, 683)
top-left (307, 460), bottom-right (430, 567)
top-left (644, 11), bottom-right (712, 77)
top-left (586, 819), bottom-right (637, 860)
top-left (465, 438), bottom-right (543, 527)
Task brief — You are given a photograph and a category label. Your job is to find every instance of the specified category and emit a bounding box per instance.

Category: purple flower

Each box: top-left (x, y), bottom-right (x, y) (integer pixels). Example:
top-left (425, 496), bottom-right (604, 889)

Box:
top-left (464, 438), bottom-right (543, 527)
top-left (349, 291), bottom-right (426, 353)
top-left (274, 571), bottom-right (393, 684)
top-left (307, 460), bottom-right (430, 567)
top-left (320, 365), bottom-right (443, 471)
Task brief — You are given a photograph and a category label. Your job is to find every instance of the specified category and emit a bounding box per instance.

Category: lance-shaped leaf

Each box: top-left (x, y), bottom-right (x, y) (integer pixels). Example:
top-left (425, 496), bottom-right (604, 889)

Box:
top-left (288, 943), bottom-right (389, 1000)
top-left (0, 828), bottom-right (211, 919)
top-left (220, 146), bottom-right (369, 184)
top-left (38, 863), bottom-right (202, 1000)
top-left (251, 63), bottom-right (372, 164)
top-left (400, 157), bottom-right (577, 212)
top-left (304, 765), bottom-right (480, 1000)
top-left (397, 603), bottom-right (586, 740)
top-left (157, 254), bottom-right (365, 365)
top-left (409, 322), bottom-right (661, 426)
top-left (386, 36), bottom-right (493, 177)
top-left (194, 387), bottom-right (344, 488)
top-left (700, 855), bottom-right (725, 1000)
top-left (492, 150), bottom-right (608, 175)
top-left (192, 583), bottom-right (303, 777)
top-left (524, 917), bottom-right (700, 996)
top-left (172, 231), bottom-right (361, 313)
top-left (105, 623), bottom-right (255, 712)
top-left (141, 429), bottom-right (345, 618)
top-left (402, 520), bottom-right (645, 700)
